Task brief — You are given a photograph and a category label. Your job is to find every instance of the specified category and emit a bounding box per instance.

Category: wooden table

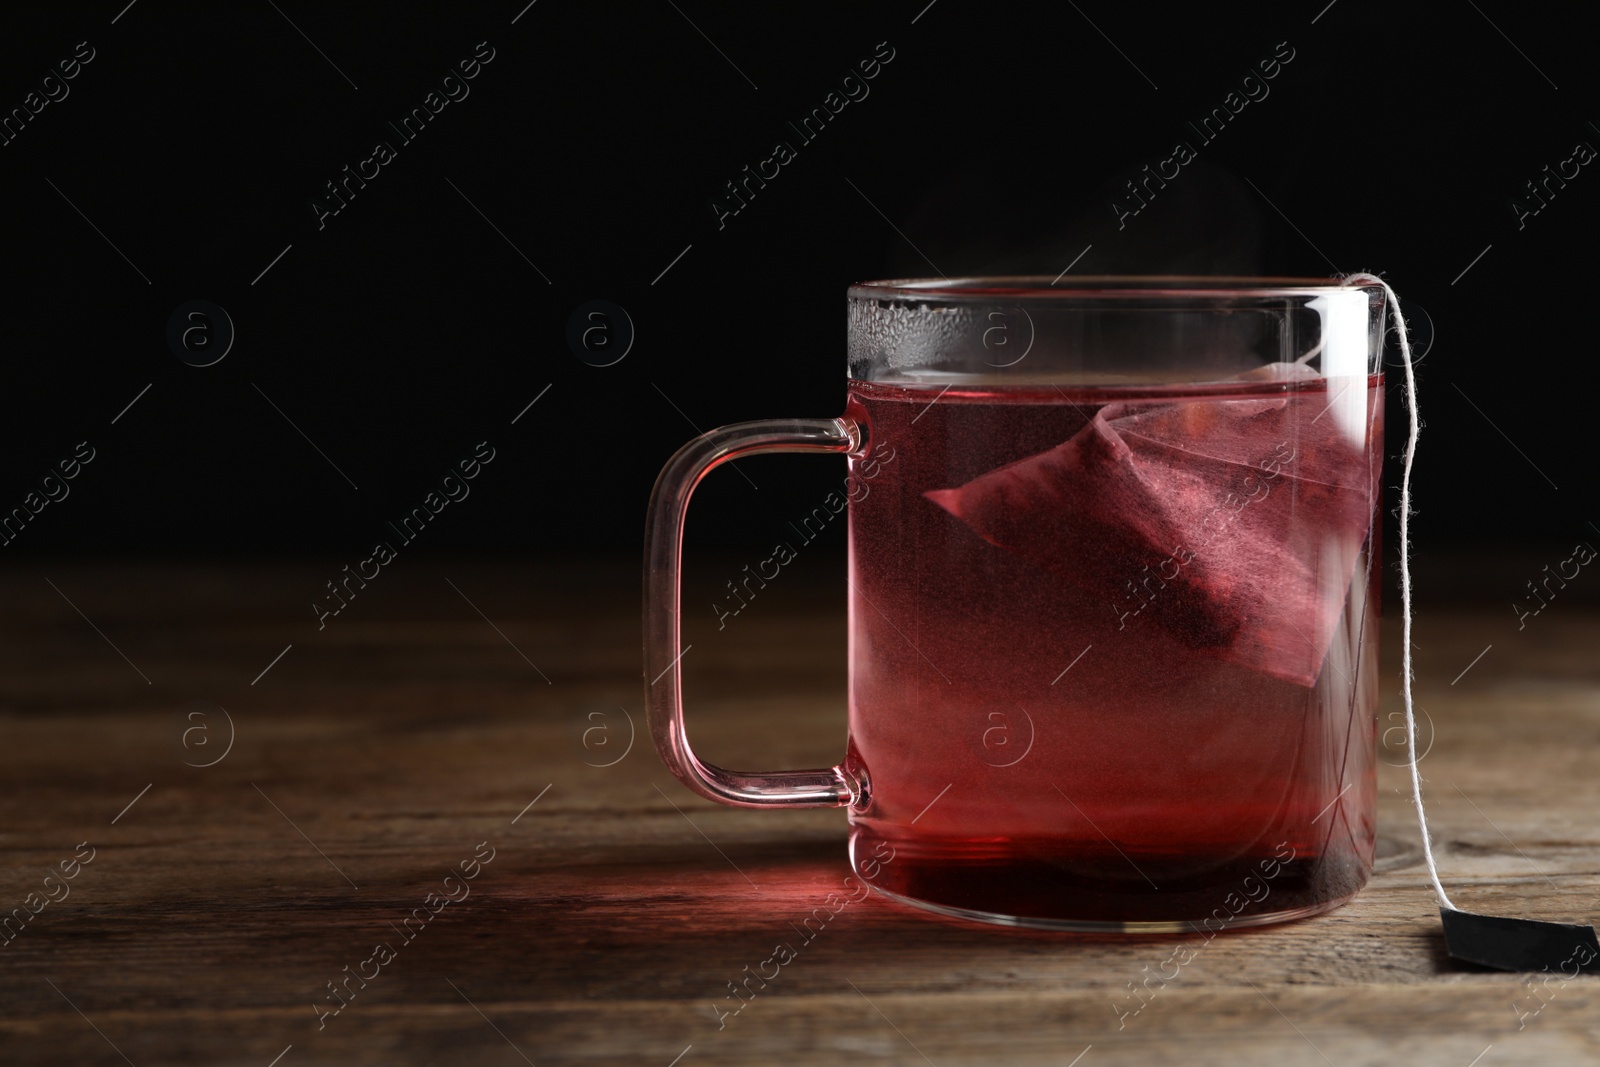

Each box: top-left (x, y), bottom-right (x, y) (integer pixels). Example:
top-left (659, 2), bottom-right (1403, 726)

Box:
top-left (1, 558), bottom-right (1596, 1066)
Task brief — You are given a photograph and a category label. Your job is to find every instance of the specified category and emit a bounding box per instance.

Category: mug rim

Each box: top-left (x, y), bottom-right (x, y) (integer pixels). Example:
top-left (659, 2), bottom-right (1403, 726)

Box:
top-left (849, 275), bottom-right (1380, 300)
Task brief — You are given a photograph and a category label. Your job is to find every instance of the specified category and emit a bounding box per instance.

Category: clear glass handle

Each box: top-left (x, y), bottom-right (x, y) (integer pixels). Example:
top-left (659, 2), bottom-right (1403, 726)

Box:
top-left (645, 416), bottom-right (861, 808)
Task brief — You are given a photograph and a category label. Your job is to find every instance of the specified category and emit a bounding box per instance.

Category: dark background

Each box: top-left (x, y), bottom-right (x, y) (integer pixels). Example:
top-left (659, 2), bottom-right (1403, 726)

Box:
top-left (0, 1), bottom-right (1590, 566)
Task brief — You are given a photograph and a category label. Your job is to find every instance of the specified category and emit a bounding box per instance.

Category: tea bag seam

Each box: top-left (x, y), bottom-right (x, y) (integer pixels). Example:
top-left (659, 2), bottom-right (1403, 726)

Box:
top-left (1113, 431), bottom-right (1368, 494)
top-left (1341, 271), bottom-right (1456, 911)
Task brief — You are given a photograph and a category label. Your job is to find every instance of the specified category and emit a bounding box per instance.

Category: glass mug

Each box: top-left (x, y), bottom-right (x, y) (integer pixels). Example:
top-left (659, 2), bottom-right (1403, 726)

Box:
top-left (645, 277), bottom-right (1384, 931)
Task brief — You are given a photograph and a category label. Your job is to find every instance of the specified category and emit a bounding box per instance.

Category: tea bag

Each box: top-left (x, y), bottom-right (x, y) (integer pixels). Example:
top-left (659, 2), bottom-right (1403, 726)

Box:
top-left (925, 367), bottom-right (1378, 687)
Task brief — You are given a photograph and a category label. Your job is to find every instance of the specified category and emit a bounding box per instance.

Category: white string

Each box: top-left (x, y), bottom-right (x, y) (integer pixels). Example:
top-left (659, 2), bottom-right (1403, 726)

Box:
top-left (1340, 271), bottom-right (1455, 911)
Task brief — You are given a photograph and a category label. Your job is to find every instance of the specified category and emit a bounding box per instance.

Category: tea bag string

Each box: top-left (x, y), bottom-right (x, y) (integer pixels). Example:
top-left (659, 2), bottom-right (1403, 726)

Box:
top-left (1340, 271), bottom-right (1455, 911)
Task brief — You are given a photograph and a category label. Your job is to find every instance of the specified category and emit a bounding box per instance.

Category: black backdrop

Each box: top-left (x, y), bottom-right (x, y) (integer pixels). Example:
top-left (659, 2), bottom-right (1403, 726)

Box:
top-left (1, 1), bottom-right (1591, 561)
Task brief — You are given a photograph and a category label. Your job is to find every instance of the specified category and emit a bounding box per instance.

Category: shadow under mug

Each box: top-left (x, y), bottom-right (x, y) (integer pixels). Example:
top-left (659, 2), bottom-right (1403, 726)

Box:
top-left (646, 276), bottom-right (1386, 931)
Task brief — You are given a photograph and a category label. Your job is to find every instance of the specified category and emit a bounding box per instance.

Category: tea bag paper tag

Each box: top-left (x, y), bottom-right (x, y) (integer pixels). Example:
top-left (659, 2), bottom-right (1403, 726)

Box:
top-left (1347, 272), bottom-right (1600, 973)
top-left (1438, 907), bottom-right (1600, 973)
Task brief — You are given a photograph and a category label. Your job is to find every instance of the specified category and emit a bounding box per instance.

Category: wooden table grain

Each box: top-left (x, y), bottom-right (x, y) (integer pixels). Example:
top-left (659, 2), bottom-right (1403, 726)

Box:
top-left (1, 557), bottom-right (1596, 1066)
